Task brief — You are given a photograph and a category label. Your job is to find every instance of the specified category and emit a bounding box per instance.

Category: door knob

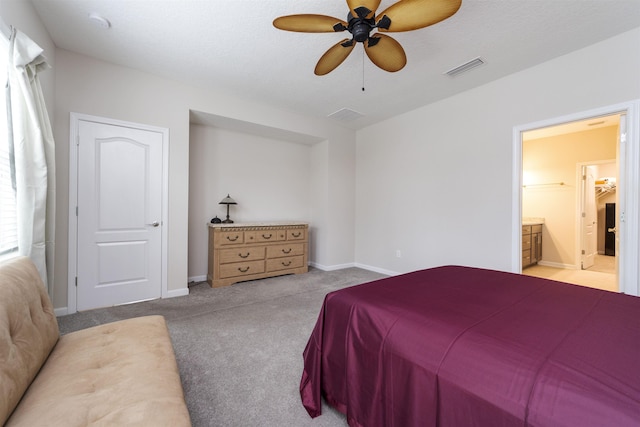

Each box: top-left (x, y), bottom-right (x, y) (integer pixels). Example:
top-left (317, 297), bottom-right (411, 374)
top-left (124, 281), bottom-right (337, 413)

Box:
top-left (148, 221), bottom-right (160, 227)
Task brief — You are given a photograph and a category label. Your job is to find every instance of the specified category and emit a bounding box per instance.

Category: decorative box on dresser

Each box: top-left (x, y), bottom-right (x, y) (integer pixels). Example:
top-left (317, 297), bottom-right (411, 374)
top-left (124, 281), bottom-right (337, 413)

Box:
top-left (207, 222), bottom-right (309, 288)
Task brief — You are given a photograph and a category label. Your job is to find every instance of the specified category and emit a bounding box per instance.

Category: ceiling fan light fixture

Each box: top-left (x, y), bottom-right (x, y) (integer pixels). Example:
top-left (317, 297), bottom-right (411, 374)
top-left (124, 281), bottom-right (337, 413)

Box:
top-left (444, 57), bottom-right (486, 77)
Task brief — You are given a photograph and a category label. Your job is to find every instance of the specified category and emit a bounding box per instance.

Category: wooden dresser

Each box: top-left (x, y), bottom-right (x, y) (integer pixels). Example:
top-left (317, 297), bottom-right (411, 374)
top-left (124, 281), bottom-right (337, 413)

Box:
top-left (207, 222), bottom-right (308, 287)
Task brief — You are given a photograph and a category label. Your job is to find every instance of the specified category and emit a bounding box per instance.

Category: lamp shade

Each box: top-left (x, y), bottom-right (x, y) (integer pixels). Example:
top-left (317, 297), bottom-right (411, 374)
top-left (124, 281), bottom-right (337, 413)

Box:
top-left (219, 194), bottom-right (237, 205)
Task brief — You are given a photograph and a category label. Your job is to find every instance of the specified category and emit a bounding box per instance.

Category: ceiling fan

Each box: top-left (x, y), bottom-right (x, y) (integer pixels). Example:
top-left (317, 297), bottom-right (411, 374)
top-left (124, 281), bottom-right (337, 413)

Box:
top-left (273, 0), bottom-right (462, 76)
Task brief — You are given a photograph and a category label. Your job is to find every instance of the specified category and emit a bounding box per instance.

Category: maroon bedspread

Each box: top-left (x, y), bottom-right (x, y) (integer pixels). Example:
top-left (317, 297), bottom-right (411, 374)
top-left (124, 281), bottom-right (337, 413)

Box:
top-left (300, 266), bottom-right (640, 426)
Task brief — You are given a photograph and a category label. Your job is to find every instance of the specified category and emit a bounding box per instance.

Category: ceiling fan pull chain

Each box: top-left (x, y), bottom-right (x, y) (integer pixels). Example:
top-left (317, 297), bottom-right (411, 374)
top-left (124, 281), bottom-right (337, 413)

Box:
top-left (362, 47), bottom-right (366, 91)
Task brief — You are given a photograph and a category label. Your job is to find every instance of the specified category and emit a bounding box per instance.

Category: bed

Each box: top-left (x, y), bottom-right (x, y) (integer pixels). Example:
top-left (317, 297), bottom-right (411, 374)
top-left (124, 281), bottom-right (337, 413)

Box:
top-left (300, 266), bottom-right (640, 426)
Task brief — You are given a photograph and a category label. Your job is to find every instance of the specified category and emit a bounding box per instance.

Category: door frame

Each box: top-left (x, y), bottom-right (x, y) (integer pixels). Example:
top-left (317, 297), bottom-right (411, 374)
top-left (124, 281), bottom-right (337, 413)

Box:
top-left (68, 113), bottom-right (169, 314)
top-left (512, 100), bottom-right (640, 296)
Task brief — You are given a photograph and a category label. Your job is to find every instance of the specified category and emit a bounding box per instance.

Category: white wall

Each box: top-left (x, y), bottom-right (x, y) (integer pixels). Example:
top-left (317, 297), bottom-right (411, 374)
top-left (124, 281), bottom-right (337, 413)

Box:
top-left (53, 49), bottom-right (356, 310)
top-left (188, 123), bottom-right (313, 279)
top-left (355, 28), bottom-right (640, 275)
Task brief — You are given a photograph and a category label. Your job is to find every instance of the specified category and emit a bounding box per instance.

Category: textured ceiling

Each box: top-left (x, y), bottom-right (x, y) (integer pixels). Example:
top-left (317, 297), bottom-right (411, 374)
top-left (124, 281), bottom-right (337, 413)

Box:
top-left (30, 0), bottom-right (640, 130)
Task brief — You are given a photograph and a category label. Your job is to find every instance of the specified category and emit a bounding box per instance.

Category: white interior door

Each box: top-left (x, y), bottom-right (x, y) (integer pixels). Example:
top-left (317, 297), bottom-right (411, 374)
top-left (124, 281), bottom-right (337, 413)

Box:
top-left (76, 119), bottom-right (164, 311)
top-left (581, 165), bottom-right (597, 270)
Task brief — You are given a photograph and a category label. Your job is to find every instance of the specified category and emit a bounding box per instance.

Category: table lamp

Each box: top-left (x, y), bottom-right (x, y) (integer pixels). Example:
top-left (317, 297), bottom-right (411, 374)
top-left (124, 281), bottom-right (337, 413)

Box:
top-left (219, 194), bottom-right (237, 223)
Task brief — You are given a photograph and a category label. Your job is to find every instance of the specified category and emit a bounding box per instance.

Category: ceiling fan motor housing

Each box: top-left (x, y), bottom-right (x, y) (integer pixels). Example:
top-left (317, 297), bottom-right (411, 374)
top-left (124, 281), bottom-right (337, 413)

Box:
top-left (346, 11), bottom-right (376, 43)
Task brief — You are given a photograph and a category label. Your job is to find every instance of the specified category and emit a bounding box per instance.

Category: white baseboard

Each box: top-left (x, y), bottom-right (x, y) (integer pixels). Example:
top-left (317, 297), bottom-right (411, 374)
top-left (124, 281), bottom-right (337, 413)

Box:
top-left (538, 260), bottom-right (579, 270)
top-left (310, 261), bottom-right (400, 276)
top-left (354, 263), bottom-right (400, 276)
top-left (55, 307), bottom-right (69, 317)
top-left (167, 287), bottom-right (190, 298)
top-left (310, 261), bottom-right (355, 271)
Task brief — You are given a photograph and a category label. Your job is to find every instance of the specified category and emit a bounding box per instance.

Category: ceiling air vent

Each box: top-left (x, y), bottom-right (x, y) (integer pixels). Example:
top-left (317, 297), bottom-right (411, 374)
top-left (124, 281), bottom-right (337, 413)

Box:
top-left (445, 57), bottom-right (486, 77)
top-left (328, 108), bottom-right (365, 122)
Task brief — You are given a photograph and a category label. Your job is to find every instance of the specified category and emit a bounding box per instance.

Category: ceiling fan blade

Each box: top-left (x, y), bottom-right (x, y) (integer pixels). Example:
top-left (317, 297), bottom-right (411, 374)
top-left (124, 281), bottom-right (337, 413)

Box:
top-left (346, 0), bottom-right (381, 19)
top-left (315, 39), bottom-right (356, 75)
top-left (376, 0), bottom-right (462, 32)
top-left (273, 14), bottom-right (348, 33)
top-left (364, 33), bottom-right (406, 72)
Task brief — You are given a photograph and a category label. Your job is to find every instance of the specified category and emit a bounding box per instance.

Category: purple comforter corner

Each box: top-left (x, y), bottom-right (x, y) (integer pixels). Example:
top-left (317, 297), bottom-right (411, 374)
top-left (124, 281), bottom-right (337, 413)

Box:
top-left (300, 266), bottom-right (640, 426)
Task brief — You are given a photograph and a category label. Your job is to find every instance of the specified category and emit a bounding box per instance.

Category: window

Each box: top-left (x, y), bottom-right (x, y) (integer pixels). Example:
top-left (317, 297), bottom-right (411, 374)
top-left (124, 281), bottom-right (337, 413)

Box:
top-left (0, 43), bottom-right (17, 257)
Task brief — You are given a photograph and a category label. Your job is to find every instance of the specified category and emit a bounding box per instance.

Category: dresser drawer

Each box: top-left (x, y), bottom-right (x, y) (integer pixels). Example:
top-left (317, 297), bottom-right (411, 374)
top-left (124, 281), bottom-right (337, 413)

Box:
top-left (219, 247), bottom-right (265, 264)
top-left (266, 243), bottom-right (305, 259)
top-left (219, 260), bottom-right (265, 279)
top-left (266, 255), bottom-right (304, 272)
top-left (218, 231), bottom-right (244, 245)
top-left (246, 230), bottom-right (285, 243)
top-left (287, 229), bottom-right (306, 241)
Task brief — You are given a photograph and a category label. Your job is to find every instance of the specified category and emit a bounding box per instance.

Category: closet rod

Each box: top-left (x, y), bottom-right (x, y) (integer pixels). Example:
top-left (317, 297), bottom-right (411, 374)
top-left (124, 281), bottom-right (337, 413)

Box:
top-left (522, 182), bottom-right (565, 188)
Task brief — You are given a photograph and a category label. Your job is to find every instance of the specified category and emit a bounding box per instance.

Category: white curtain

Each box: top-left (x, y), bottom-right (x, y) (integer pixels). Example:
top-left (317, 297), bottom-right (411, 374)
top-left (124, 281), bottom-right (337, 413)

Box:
top-left (4, 26), bottom-right (55, 291)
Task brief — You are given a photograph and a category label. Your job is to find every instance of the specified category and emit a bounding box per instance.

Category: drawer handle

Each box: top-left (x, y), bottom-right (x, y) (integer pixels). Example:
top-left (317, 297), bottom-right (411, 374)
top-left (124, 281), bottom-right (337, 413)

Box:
top-left (282, 248), bottom-right (292, 254)
top-left (239, 252), bottom-right (250, 259)
top-left (262, 233), bottom-right (272, 239)
top-left (292, 232), bottom-right (301, 237)
top-left (226, 235), bottom-right (239, 242)
top-left (282, 261), bottom-right (292, 267)
top-left (238, 266), bottom-right (250, 273)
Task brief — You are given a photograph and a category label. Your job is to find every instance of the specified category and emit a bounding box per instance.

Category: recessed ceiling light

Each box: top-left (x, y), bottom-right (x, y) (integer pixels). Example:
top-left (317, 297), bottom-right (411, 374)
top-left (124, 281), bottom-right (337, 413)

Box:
top-left (88, 12), bottom-right (111, 29)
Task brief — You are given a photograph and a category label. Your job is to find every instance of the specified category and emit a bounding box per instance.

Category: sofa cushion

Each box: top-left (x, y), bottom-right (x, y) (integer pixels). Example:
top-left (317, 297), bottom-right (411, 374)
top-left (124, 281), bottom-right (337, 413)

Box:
top-left (5, 315), bottom-right (191, 426)
top-left (0, 256), bottom-right (59, 425)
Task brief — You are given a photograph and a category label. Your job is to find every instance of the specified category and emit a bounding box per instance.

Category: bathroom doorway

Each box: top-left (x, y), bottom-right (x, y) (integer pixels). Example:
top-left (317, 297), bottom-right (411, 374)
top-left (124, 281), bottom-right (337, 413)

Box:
top-left (520, 115), bottom-right (620, 292)
top-left (512, 100), bottom-right (640, 297)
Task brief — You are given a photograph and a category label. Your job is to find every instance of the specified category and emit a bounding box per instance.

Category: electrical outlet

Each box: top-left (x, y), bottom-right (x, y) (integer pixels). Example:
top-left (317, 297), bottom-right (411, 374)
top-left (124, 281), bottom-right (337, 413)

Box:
top-left (396, 250), bottom-right (401, 258)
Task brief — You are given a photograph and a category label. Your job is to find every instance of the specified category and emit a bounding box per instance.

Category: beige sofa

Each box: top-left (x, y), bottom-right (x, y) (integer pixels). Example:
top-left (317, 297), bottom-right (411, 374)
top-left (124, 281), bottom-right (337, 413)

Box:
top-left (0, 256), bottom-right (191, 426)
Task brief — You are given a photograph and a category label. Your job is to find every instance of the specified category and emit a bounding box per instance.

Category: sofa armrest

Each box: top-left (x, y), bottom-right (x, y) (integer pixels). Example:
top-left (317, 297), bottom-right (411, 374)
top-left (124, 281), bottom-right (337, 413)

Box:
top-left (0, 256), bottom-right (59, 425)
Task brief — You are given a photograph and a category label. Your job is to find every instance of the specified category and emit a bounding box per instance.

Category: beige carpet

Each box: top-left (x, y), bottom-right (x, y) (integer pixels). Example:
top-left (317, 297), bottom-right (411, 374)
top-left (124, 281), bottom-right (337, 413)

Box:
top-left (523, 254), bottom-right (617, 293)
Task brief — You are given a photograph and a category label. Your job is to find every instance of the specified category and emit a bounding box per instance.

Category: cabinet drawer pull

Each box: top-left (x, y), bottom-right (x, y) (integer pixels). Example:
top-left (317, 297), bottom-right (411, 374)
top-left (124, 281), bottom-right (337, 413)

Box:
top-left (238, 266), bottom-right (250, 273)
top-left (292, 232), bottom-right (301, 237)
top-left (282, 248), bottom-right (292, 254)
top-left (281, 261), bottom-right (292, 267)
top-left (262, 233), bottom-right (272, 239)
top-left (239, 252), bottom-right (250, 259)
top-left (226, 235), bottom-right (239, 242)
